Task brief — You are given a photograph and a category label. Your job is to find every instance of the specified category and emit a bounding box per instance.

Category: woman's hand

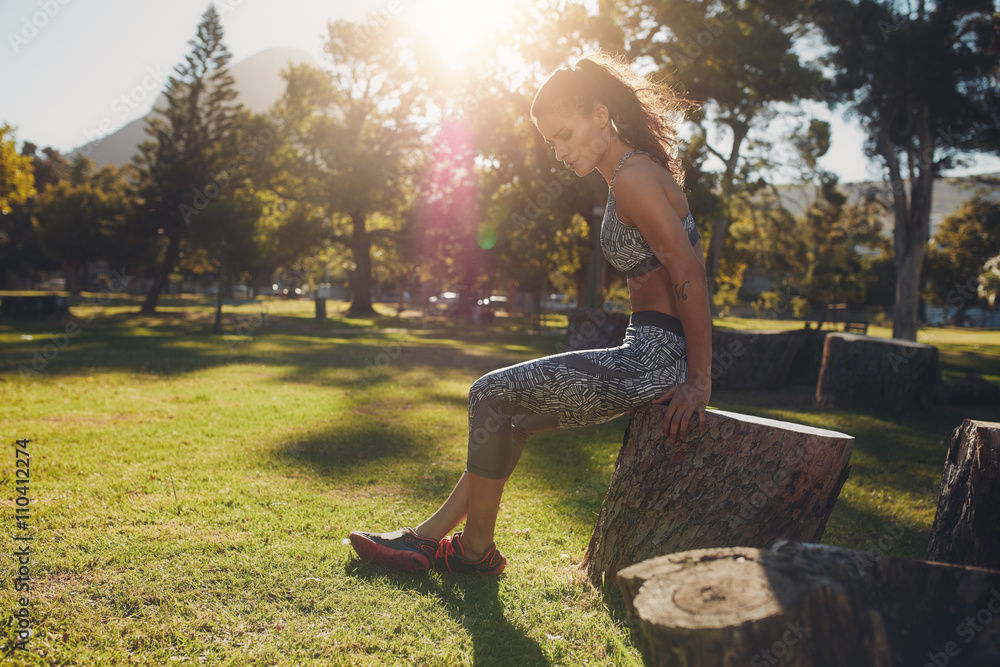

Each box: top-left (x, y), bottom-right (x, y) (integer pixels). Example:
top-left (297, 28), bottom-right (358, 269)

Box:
top-left (652, 380), bottom-right (710, 443)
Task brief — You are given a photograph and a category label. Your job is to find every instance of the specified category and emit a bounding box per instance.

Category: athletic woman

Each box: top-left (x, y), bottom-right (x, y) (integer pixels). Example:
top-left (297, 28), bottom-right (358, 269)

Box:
top-left (350, 52), bottom-right (712, 575)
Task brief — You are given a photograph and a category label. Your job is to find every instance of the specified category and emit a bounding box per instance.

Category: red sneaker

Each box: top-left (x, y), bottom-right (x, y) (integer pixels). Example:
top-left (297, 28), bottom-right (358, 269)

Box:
top-left (435, 532), bottom-right (506, 575)
top-left (349, 527), bottom-right (441, 573)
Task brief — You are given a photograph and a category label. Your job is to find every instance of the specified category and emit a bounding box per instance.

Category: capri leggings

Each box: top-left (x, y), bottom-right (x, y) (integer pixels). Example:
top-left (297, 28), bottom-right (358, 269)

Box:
top-left (466, 310), bottom-right (688, 479)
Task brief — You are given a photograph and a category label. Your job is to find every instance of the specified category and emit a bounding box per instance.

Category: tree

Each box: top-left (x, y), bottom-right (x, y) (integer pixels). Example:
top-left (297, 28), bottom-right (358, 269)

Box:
top-left (273, 18), bottom-right (426, 317)
top-left (814, 0), bottom-right (1000, 339)
top-left (31, 157), bottom-right (139, 295)
top-left (0, 124), bottom-right (35, 215)
top-left (924, 194), bottom-right (1000, 325)
top-left (135, 5), bottom-right (242, 314)
top-left (0, 130), bottom-right (48, 288)
top-left (615, 0), bottom-right (823, 299)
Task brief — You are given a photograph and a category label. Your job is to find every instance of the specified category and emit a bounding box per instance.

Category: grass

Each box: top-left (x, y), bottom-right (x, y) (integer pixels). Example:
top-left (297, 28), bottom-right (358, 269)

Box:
top-left (1, 295), bottom-right (998, 665)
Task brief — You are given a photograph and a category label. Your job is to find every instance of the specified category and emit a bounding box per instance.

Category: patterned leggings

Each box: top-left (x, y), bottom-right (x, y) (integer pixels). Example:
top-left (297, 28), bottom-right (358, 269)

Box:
top-left (465, 311), bottom-right (688, 479)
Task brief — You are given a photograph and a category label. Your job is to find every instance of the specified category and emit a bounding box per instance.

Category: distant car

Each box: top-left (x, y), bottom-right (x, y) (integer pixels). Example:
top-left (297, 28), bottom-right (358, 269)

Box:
top-left (426, 291), bottom-right (459, 314)
top-left (545, 294), bottom-right (577, 312)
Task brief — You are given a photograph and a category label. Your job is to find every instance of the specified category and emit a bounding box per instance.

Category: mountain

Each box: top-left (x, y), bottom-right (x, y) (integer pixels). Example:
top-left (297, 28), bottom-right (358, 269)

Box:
top-left (73, 47), bottom-right (321, 167)
top-left (774, 174), bottom-right (1000, 237)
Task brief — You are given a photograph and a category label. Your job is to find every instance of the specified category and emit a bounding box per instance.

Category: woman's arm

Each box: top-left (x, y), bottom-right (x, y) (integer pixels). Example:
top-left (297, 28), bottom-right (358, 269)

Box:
top-left (612, 166), bottom-right (713, 442)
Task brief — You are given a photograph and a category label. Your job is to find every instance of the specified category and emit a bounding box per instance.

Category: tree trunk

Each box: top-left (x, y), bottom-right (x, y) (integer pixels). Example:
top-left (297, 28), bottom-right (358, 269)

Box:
top-left (704, 214), bottom-right (728, 301)
top-left (141, 233), bottom-right (182, 314)
top-left (347, 212), bottom-right (376, 317)
top-left (926, 419), bottom-right (1000, 570)
top-left (582, 405), bottom-right (853, 587)
top-left (880, 113), bottom-right (933, 342)
top-left (711, 328), bottom-right (806, 391)
top-left (815, 332), bottom-right (945, 412)
top-left (894, 242), bottom-right (923, 341)
top-left (62, 261), bottom-right (81, 296)
top-left (213, 255), bottom-right (225, 335)
top-left (617, 540), bottom-right (1000, 667)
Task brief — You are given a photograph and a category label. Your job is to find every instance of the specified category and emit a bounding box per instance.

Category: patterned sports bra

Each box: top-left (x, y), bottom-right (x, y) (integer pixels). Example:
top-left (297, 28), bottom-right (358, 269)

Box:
top-left (601, 150), bottom-right (700, 279)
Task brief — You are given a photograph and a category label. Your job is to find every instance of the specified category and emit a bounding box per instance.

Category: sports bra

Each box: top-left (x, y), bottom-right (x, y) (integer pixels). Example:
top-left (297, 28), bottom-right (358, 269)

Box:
top-left (601, 150), bottom-right (700, 279)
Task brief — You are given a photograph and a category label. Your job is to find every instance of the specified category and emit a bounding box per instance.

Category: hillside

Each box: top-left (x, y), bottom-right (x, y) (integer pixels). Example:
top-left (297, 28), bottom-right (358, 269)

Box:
top-left (775, 174), bottom-right (1000, 236)
top-left (73, 47), bottom-right (320, 167)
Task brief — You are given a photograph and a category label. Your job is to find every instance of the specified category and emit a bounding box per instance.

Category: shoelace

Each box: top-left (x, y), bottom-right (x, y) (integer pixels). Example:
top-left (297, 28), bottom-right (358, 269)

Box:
top-left (435, 535), bottom-right (458, 561)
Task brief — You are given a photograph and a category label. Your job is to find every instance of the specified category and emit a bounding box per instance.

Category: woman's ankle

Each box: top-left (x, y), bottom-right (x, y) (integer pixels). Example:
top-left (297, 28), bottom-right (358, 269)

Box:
top-left (457, 530), bottom-right (493, 561)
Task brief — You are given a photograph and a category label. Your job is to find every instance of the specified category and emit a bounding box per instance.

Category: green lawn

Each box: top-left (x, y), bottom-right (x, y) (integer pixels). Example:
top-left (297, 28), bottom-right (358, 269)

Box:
top-left (2, 296), bottom-right (998, 665)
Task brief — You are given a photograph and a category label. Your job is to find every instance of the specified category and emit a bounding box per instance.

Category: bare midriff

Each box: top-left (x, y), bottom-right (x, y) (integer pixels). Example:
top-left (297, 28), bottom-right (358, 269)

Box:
top-left (626, 239), bottom-right (705, 319)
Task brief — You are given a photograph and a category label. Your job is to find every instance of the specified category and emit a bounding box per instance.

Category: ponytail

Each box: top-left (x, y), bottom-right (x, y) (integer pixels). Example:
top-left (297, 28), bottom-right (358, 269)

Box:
top-left (531, 51), bottom-right (693, 188)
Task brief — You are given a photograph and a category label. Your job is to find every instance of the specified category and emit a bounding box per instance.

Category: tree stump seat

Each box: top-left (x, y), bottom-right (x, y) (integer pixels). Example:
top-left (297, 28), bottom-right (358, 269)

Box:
top-left (710, 328), bottom-right (810, 390)
top-left (617, 540), bottom-right (1000, 666)
top-left (816, 332), bottom-right (946, 412)
top-left (926, 419), bottom-right (1000, 570)
top-left (582, 405), bottom-right (854, 587)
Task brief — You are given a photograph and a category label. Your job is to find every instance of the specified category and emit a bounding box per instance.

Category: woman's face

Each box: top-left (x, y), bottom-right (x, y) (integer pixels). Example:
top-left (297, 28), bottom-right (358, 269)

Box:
top-left (533, 104), bottom-right (609, 176)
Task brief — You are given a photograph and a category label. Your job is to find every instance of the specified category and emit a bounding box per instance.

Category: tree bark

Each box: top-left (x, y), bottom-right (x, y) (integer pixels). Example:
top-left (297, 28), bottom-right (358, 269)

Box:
top-left (879, 117), bottom-right (933, 342)
top-left (141, 233), bottom-right (182, 314)
top-left (617, 540), bottom-right (1000, 667)
top-left (926, 419), bottom-right (1000, 570)
top-left (711, 329), bottom-right (806, 391)
top-left (582, 405), bottom-right (853, 587)
top-left (566, 308), bottom-right (631, 351)
top-left (815, 332), bottom-right (945, 412)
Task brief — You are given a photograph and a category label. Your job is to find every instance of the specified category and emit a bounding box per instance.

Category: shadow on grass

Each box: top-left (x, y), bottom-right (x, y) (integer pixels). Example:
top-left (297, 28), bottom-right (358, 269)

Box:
top-left (1, 320), bottom-right (533, 385)
top-left (344, 560), bottom-right (550, 667)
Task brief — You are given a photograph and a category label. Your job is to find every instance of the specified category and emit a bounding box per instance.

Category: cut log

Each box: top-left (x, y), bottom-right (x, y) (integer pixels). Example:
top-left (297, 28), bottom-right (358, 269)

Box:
top-left (944, 374), bottom-right (1000, 406)
top-left (816, 332), bottom-right (946, 412)
top-left (581, 405), bottom-right (853, 587)
top-left (926, 419), bottom-right (1000, 570)
top-left (566, 308), bottom-right (631, 351)
top-left (617, 541), bottom-right (1000, 667)
top-left (711, 328), bottom-right (806, 390)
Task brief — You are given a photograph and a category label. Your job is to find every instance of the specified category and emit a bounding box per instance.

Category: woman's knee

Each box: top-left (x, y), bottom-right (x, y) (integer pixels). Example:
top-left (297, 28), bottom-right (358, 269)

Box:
top-left (469, 371), bottom-right (504, 405)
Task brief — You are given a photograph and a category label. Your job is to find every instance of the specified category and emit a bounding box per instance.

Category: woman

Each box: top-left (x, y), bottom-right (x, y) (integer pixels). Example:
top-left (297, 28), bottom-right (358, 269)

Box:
top-left (350, 52), bottom-right (712, 576)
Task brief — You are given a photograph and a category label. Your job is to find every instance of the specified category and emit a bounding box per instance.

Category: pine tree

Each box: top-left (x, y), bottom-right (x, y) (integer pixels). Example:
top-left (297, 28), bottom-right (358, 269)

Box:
top-left (135, 5), bottom-right (242, 314)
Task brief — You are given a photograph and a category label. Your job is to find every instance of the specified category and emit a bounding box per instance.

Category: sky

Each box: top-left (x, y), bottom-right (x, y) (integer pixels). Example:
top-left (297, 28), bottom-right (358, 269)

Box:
top-left (2, 0), bottom-right (998, 185)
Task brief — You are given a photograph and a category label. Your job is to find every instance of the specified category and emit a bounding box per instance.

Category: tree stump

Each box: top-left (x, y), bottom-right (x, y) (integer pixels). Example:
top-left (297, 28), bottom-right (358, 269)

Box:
top-left (944, 374), bottom-right (1000, 406)
top-left (711, 328), bottom-right (806, 390)
top-left (581, 405), bottom-right (853, 587)
top-left (816, 332), bottom-right (946, 412)
top-left (566, 308), bottom-right (631, 350)
top-left (926, 419), bottom-right (1000, 570)
top-left (617, 541), bottom-right (1000, 667)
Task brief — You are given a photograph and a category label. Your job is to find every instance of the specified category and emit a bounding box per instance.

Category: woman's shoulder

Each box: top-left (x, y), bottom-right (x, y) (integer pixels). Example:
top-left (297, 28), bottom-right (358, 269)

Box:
top-left (613, 152), bottom-right (687, 209)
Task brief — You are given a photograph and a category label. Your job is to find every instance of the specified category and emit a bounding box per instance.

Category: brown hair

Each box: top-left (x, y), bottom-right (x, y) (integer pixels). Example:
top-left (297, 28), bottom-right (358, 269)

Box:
top-left (530, 51), bottom-right (692, 187)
